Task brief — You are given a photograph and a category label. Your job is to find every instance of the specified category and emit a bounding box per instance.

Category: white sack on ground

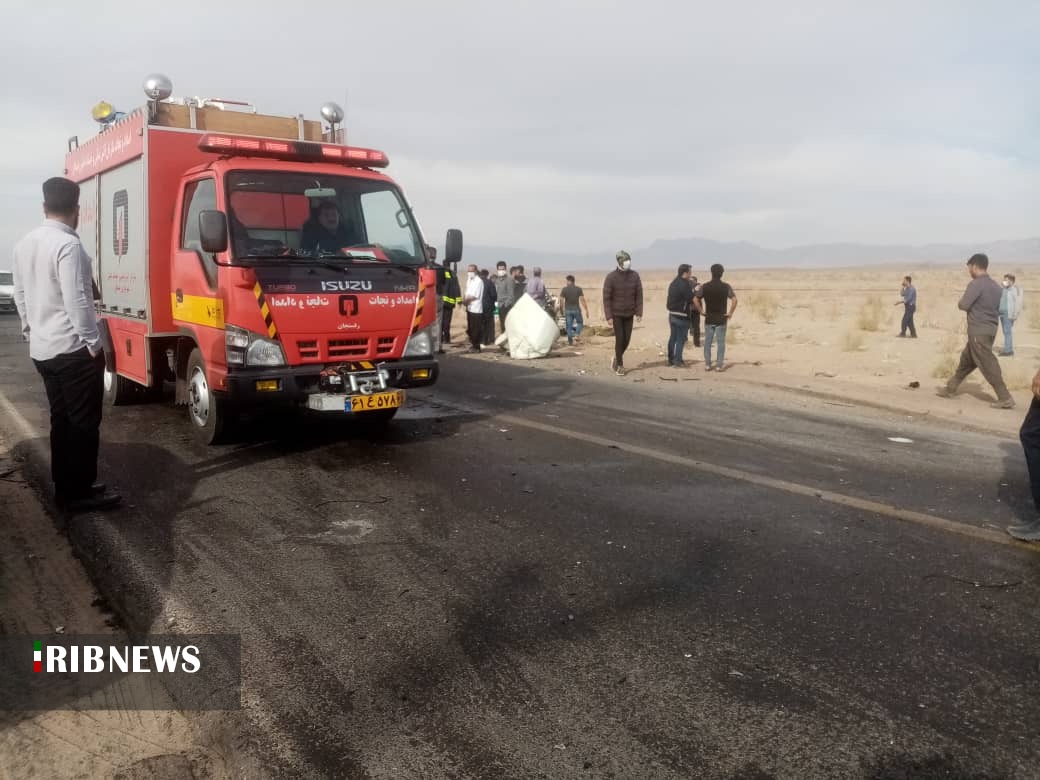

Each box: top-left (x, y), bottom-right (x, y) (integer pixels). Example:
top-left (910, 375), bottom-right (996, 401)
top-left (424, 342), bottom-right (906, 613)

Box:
top-left (503, 293), bottom-right (557, 359)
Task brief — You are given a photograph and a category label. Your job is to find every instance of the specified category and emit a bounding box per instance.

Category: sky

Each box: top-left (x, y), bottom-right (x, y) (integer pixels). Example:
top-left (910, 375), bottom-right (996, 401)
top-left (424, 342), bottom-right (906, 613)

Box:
top-left (1, 0), bottom-right (1037, 258)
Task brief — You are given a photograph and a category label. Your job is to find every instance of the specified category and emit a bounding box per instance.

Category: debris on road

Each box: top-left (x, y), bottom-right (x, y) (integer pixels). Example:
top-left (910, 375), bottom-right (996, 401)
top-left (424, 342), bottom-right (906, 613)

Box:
top-left (887, 437), bottom-right (914, 444)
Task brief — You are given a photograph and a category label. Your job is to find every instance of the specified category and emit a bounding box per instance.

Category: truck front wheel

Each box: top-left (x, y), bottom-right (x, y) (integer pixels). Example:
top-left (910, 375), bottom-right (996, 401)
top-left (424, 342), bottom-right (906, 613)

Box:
top-left (186, 348), bottom-right (232, 445)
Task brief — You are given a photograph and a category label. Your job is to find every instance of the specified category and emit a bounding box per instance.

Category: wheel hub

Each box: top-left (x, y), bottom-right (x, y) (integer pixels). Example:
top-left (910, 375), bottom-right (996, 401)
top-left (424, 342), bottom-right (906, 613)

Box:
top-left (188, 366), bottom-right (210, 427)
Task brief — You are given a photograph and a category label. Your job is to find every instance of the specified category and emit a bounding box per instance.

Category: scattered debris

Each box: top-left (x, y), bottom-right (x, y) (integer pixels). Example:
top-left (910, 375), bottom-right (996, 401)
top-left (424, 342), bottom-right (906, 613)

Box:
top-left (909, 381), bottom-right (920, 389)
top-left (728, 670), bottom-right (745, 677)
top-left (887, 437), bottom-right (914, 444)
top-left (554, 744), bottom-right (567, 751)
top-left (659, 376), bottom-right (678, 382)
top-left (923, 573), bottom-right (1022, 589)
top-left (814, 371), bottom-right (838, 378)
top-left (684, 653), bottom-right (692, 658)
top-left (54, 626), bottom-right (65, 634)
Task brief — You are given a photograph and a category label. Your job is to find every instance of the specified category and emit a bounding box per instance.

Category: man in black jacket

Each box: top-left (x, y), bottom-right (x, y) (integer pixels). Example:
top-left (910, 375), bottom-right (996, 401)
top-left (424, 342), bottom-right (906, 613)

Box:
top-left (666, 264), bottom-right (695, 367)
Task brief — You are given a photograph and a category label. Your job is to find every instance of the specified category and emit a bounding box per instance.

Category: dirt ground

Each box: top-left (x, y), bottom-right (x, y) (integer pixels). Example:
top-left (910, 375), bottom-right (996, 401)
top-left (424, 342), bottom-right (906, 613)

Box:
top-left (453, 264), bottom-right (1040, 437)
top-left (0, 431), bottom-right (230, 780)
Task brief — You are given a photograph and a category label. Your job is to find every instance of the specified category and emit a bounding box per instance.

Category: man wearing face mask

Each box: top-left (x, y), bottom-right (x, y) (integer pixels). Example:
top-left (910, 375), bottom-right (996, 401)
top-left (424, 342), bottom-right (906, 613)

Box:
top-left (602, 250), bottom-right (643, 376)
top-left (493, 261), bottom-right (515, 333)
top-left (998, 273), bottom-right (1024, 357)
top-left (461, 263), bottom-right (485, 353)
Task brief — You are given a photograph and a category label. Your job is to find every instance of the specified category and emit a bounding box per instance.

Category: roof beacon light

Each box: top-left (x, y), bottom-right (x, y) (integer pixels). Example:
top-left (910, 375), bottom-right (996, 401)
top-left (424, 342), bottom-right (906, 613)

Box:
top-left (142, 73), bottom-right (173, 101)
top-left (198, 133), bottom-right (389, 168)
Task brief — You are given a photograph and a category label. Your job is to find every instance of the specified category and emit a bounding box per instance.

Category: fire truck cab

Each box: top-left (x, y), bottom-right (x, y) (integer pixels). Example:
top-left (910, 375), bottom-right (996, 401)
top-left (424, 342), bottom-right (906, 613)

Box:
top-left (67, 76), bottom-right (461, 443)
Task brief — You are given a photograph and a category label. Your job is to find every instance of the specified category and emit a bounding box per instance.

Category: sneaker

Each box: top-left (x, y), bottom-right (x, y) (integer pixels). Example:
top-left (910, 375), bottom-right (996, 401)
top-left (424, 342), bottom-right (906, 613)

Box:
top-left (611, 356), bottom-right (618, 373)
top-left (991, 398), bottom-right (1016, 410)
top-left (1007, 519), bottom-right (1040, 542)
top-left (704, 364), bottom-right (713, 372)
top-left (673, 361), bottom-right (688, 369)
top-left (897, 333), bottom-right (906, 338)
top-left (715, 364), bottom-right (727, 372)
top-left (935, 387), bottom-right (955, 398)
top-left (615, 365), bottom-right (626, 377)
top-left (998, 351), bottom-right (1014, 357)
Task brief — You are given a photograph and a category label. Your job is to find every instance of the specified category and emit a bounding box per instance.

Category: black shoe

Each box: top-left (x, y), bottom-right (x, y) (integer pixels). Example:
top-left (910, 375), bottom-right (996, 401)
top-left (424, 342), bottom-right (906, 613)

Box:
top-left (897, 333), bottom-right (906, 338)
top-left (91, 482), bottom-right (107, 495)
top-left (60, 491), bottom-right (122, 513)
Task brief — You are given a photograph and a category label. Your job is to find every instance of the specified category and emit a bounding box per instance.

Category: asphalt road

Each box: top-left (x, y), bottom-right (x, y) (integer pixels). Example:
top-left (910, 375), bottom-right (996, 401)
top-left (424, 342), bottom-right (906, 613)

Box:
top-left (1, 314), bottom-right (1038, 779)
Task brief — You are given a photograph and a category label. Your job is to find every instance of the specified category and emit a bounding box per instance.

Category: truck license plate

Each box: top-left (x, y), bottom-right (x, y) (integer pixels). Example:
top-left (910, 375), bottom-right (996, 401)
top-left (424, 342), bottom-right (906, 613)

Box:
top-left (348, 390), bottom-right (404, 412)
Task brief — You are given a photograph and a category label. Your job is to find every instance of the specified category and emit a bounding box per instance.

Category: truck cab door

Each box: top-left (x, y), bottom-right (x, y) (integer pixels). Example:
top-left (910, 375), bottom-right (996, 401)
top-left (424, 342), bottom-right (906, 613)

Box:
top-left (171, 176), bottom-right (225, 331)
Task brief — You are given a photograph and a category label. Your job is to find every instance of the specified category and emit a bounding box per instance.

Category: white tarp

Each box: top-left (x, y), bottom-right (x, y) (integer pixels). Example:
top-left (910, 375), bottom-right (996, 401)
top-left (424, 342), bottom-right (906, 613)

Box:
top-left (496, 293), bottom-right (558, 359)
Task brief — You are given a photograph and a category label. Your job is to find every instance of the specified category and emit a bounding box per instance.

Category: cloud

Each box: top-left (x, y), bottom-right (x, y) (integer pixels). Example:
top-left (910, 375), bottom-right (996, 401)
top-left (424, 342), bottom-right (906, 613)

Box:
top-left (1, 0), bottom-right (1037, 257)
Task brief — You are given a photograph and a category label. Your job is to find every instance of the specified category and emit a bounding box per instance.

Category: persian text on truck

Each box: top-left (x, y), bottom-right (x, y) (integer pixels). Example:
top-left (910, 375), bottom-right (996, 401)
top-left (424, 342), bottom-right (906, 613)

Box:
top-left (67, 76), bottom-right (462, 443)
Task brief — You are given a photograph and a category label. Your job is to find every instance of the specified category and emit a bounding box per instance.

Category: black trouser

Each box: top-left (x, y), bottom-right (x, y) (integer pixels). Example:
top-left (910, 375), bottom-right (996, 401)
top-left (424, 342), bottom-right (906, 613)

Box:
top-left (901, 304), bottom-right (917, 337)
top-left (482, 310), bottom-right (496, 345)
top-left (466, 311), bottom-right (483, 349)
top-left (689, 312), bottom-right (701, 346)
top-left (441, 304), bottom-right (455, 342)
top-left (498, 305), bottom-right (511, 333)
top-left (1021, 398), bottom-right (1040, 516)
top-left (613, 315), bottom-right (634, 367)
top-left (32, 348), bottom-right (104, 500)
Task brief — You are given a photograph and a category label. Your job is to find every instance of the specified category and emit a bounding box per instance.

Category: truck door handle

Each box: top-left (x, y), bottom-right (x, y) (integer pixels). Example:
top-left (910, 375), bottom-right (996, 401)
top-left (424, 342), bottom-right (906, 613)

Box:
top-left (175, 289), bottom-right (184, 303)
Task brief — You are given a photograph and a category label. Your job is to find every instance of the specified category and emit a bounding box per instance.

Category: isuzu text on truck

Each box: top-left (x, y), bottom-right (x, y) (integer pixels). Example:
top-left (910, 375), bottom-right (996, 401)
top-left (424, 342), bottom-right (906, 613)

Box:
top-left (66, 75), bottom-right (461, 443)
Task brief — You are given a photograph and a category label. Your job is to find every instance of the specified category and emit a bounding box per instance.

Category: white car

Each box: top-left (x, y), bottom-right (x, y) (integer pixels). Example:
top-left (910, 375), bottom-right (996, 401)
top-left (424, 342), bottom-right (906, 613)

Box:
top-left (0, 270), bottom-right (14, 314)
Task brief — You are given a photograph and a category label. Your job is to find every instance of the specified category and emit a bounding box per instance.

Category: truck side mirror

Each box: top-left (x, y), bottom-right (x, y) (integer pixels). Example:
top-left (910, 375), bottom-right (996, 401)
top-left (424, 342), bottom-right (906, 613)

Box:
top-left (199, 210), bottom-right (229, 254)
top-left (444, 229), bottom-right (463, 264)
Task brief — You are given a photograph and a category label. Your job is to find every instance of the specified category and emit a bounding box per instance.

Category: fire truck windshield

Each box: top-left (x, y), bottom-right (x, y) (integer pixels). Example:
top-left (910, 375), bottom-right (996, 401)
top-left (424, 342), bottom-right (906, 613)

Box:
top-left (226, 171), bottom-right (426, 266)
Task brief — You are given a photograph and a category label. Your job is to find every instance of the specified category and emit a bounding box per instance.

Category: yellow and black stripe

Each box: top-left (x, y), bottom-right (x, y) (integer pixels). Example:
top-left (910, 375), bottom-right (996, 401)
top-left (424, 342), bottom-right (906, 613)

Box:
top-left (346, 362), bottom-right (376, 371)
top-left (411, 286), bottom-right (427, 335)
top-left (253, 282), bottom-right (278, 339)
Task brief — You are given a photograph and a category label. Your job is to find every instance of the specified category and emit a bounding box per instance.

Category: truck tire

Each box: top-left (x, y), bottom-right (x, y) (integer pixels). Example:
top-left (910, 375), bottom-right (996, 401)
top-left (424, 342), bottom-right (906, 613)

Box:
top-left (103, 357), bottom-right (138, 406)
top-left (185, 348), bottom-right (232, 445)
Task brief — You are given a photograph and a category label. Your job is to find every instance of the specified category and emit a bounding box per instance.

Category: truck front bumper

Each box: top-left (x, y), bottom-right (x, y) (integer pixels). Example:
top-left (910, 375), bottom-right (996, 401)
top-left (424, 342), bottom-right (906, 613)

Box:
top-left (223, 357), bottom-right (439, 404)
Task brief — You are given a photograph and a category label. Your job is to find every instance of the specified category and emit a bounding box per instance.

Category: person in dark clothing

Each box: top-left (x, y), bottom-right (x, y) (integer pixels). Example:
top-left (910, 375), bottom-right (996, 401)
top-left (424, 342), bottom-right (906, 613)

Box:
top-left (512, 265), bottom-right (528, 304)
top-left (493, 261), bottom-right (515, 332)
top-left (439, 262), bottom-right (461, 345)
top-left (1011, 368), bottom-right (1040, 541)
top-left (602, 250), bottom-right (643, 376)
top-left (300, 201), bottom-right (359, 254)
top-left (688, 275), bottom-right (702, 347)
top-left (694, 263), bottom-right (738, 372)
top-left (480, 268), bottom-right (497, 345)
top-left (558, 275), bottom-right (590, 346)
top-left (666, 264), bottom-right (695, 367)
top-left (12, 177), bottom-right (121, 512)
top-left (936, 253), bottom-right (1013, 409)
top-left (895, 275), bottom-right (917, 338)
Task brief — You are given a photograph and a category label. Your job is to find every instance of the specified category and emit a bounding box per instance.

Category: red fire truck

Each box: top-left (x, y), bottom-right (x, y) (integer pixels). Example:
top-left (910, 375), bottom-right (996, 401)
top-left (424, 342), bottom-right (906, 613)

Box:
top-left (66, 76), bottom-right (461, 443)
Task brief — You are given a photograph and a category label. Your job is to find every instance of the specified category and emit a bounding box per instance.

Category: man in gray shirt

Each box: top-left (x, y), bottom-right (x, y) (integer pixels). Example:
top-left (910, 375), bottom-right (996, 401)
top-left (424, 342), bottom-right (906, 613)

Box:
top-left (937, 253), bottom-right (1014, 409)
top-left (12, 177), bottom-right (121, 511)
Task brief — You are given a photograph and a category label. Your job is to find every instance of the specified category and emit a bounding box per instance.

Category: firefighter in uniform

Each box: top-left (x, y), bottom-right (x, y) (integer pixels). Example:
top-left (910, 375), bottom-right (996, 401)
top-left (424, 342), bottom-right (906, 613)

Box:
top-left (438, 261), bottom-right (461, 346)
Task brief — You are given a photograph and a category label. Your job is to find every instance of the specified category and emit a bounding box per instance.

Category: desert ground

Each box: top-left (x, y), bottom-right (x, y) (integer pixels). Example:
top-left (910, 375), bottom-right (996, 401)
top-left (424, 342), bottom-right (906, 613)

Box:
top-left (452, 264), bottom-right (1040, 436)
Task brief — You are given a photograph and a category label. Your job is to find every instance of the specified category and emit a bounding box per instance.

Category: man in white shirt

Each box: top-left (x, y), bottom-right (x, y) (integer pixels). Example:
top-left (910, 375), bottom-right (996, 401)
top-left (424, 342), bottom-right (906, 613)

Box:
top-left (12, 177), bottom-right (121, 512)
top-left (461, 263), bottom-right (484, 353)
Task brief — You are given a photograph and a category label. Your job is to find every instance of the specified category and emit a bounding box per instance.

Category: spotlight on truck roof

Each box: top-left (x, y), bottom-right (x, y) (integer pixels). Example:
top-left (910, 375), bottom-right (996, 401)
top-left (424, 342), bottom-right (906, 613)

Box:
top-left (143, 73), bottom-right (173, 101)
top-left (321, 102), bottom-right (345, 125)
top-left (91, 101), bottom-right (126, 126)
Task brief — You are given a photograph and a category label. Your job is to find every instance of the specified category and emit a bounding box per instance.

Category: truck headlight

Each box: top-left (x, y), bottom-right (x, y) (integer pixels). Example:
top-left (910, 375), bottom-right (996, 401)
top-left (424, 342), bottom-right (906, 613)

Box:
top-left (226, 325), bottom-right (286, 367)
top-left (403, 322), bottom-right (437, 357)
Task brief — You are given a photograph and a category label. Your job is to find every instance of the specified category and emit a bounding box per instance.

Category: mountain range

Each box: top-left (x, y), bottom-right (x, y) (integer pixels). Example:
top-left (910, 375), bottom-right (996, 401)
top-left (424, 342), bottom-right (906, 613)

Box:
top-left (462, 237), bottom-right (1040, 271)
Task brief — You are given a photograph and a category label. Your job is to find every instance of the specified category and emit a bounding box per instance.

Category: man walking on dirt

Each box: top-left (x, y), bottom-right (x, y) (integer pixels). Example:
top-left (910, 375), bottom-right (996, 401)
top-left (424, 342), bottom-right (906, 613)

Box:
top-left (603, 250), bottom-right (643, 376)
top-left (559, 275), bottom-right (590, 346)
top-left (937, 253), bottom-right (1014, 409)
top-left (12, 177), bottom-right (121, 512)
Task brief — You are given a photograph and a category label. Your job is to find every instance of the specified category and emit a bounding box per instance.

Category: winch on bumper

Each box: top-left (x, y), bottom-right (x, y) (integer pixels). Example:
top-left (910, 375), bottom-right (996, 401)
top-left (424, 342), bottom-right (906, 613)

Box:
top-left (223, 357), bottom-right (438, 409)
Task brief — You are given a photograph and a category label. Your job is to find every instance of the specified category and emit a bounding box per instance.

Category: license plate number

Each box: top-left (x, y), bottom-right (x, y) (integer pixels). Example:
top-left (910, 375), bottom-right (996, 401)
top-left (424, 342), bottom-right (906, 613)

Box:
top-left (348, 390), bottom-right (404, 412)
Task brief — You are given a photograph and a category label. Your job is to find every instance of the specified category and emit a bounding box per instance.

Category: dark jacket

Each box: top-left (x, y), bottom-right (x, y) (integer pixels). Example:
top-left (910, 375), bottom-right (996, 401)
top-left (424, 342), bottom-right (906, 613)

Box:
top-left (958, 274), bottom-right (1001, 336)
top-left (481, 275), bottom-right (497, 311)
top-left (603, 269), bottom-right (643, 320)
top-left (666, 276), bottom-right (694, 317)
top-left (300, 220), bottom-right (359, 254)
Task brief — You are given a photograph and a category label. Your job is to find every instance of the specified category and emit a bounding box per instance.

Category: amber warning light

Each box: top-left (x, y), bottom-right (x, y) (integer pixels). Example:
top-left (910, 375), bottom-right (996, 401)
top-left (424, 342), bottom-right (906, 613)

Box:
top-left (198, 134), bottom-right (389, 168)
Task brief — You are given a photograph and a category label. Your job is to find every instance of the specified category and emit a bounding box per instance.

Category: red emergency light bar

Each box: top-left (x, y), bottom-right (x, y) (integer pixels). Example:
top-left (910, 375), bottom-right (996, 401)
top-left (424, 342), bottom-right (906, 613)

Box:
top-left (197, 134), bottom-right (389, 168)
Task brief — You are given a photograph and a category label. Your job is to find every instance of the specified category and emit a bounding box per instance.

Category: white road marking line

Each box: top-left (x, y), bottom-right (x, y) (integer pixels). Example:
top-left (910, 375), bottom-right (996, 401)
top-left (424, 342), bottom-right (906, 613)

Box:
top-left (495, 413), bottom-right (1037, 553)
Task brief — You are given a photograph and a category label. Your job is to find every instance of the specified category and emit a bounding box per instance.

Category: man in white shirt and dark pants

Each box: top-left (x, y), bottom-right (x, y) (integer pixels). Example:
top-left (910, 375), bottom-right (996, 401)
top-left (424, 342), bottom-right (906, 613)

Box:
top-left (461, 263), bottom-right (485, 353)
top-left (12, 177), bottom-right (121, 512)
